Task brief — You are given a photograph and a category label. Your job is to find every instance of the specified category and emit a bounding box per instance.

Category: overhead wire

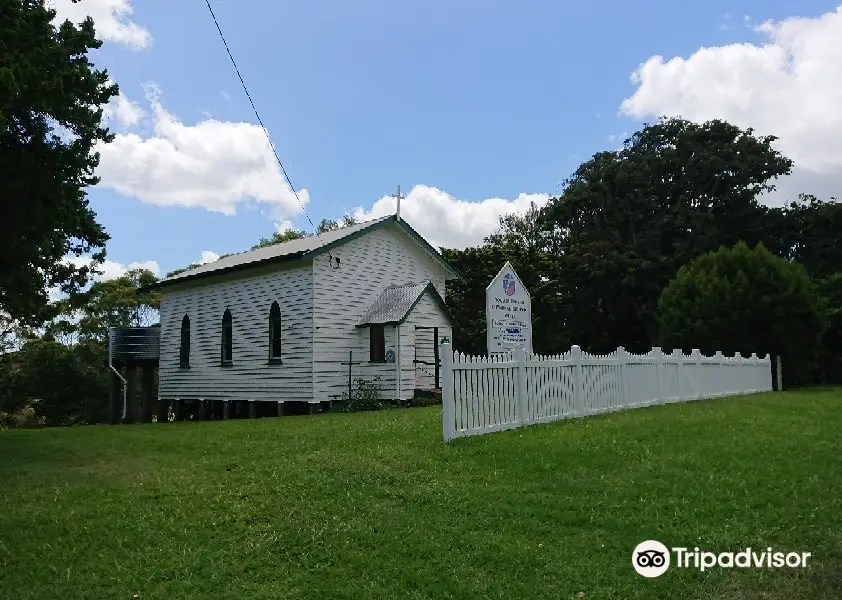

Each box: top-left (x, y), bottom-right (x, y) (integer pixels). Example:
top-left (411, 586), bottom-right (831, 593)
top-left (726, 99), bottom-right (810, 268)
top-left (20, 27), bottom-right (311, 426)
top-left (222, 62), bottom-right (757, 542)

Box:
top-left (202, 0), bottom-right (331, 251)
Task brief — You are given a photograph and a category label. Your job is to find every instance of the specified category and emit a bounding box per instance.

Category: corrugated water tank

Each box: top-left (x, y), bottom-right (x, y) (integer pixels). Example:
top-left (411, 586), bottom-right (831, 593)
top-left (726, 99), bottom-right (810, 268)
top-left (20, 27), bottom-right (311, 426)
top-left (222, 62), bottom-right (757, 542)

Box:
top-left (109, 325), bottom-right (160, 361)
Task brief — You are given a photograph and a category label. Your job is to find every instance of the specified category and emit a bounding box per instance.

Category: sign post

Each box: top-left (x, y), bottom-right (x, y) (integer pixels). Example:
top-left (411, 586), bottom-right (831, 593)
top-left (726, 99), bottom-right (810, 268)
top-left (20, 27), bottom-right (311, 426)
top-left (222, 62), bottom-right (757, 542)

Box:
top-left (486, 261), bottom-right (533, 355)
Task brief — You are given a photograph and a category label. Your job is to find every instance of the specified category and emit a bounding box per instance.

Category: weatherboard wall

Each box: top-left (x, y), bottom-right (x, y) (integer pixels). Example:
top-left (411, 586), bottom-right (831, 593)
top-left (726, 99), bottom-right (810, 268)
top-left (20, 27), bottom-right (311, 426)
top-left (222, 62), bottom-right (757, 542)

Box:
top-left (405, 293), bottom-right (453, 391)
top-left (312, 221), bottom-right (452, 402)
top-left (158, 262), bottom-right (314, 403)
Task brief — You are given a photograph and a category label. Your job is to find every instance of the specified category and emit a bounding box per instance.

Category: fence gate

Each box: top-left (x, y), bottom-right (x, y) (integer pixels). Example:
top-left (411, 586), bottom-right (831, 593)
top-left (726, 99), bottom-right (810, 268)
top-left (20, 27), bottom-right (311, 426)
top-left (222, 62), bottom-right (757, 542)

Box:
top-left (413, 326), bottom-right (440, 392)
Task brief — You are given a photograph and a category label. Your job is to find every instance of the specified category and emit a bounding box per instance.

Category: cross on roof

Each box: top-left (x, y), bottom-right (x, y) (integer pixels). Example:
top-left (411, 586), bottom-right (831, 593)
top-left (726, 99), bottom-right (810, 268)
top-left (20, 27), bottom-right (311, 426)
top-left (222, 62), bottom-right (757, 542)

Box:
top-left (391, 185), bottom-right (405, 220)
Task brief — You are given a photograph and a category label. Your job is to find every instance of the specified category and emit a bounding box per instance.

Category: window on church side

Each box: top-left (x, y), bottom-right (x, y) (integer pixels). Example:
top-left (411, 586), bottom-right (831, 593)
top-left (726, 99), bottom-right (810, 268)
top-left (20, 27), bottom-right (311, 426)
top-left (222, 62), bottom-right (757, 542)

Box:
top-left (221, 308), bottom-right (233, 365)
top-left (269, 301), bottom-right (282, 362)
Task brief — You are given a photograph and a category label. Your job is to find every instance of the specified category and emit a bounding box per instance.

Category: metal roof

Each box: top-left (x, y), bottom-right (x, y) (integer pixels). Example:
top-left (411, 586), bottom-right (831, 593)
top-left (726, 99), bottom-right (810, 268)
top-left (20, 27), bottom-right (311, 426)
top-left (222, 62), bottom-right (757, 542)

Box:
top-left (356, 281), bottom-right (455, 326)
top-left (160, 215), bottom-right (393, 284)
top-left (145, 215), bottom-right (464, 291)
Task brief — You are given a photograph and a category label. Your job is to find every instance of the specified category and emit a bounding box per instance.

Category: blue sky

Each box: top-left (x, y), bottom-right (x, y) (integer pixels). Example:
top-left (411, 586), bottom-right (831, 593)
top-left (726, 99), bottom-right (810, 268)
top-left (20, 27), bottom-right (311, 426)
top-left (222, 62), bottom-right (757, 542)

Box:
top-left (52, 0), bottom-right (842, 279)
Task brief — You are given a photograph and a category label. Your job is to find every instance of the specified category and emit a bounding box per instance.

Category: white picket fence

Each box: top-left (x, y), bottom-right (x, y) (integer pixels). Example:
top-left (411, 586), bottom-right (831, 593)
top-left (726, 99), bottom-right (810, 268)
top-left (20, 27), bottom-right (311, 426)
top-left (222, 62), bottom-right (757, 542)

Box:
top-left (441, 344), bottom-right (773, 441)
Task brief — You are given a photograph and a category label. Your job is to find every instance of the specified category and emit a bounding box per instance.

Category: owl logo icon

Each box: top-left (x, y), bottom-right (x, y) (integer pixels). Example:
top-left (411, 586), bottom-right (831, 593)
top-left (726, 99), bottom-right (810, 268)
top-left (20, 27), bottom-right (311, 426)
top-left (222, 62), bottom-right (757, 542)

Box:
top-left (632, 540), bottom-right (671, 577)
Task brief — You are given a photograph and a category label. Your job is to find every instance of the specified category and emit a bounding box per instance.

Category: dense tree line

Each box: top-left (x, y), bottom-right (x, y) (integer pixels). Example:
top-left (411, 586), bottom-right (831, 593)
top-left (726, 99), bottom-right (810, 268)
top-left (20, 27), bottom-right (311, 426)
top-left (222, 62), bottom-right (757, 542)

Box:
top-left (1, 2), bottom-right (839, 426)
top-left (442, 118), bottom-right (841, 386)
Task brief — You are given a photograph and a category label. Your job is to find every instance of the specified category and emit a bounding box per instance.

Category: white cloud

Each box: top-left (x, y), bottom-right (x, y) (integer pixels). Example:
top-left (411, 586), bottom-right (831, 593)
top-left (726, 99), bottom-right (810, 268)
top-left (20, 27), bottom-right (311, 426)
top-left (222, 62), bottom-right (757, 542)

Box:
top-left (352, 185), bottom-right (550, 249)
top-left (95, 84), bottom-right (310, 220)
top-left (102, 86), bottom-right (144, 129)
top-left (95, 86), bottom-right (538, 250)
top-left (46, 257), bottom-right (160, 304)
top-left (274, 220), bottom-right (295, 233)
top-left (620, 6), bottom-right (842, 204)
top-left (48, 0), bottom-right (150, 50)
top-left (199, 251), bottom-right (220, 265)
top-left (65, 257), bottom-right (160, 282)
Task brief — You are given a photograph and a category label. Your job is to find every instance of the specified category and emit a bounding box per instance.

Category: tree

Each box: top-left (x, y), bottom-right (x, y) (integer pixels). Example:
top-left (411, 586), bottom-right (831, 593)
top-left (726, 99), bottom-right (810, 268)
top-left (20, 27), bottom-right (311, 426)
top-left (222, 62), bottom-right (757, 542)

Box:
top-left (0, 312), bottom-right (33, 354)
top-left (263, 215), bottom-right (358, 241)
top-left (658, 242), bottom-right (827, 386)
top-left (539, 117), bottom-right (793, 352)
top-left (779, 195), bottom-right (842, 280)
top-left (316, 215), bottom-right (356, 233)
top-left (441, 204), bottom-right (564, 355)
top-left (46, 268), bottom-right (161, 343)
top-left (0, 337), bottom-right (108, 426)
top-left (770, 195), bottom-right (842, 382)
top-left (0, 0), bottom-right (119, 326)
top-left (815, 273), bottom-right (842, 384)
top-left (251, 228), bottom-right (307, 250)
top-left (441, 245), bottom-right (507, 355)
top-left (244, 215), bottom-right (359, 252)
top-left (164, 253), bottom-right (234, 278)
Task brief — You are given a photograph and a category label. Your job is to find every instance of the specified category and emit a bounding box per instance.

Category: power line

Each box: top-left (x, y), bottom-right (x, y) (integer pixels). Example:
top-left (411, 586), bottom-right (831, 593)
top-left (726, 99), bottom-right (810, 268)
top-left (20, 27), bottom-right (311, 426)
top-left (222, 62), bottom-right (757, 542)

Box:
top-left (202, 0), bottom-right (322, 240)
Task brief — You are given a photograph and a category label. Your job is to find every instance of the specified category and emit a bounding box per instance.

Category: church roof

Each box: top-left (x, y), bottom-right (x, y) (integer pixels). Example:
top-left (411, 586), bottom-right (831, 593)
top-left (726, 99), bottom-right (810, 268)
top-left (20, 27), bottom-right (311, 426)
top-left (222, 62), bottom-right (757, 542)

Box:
top-left (144, 215), bottom-right (463, 290)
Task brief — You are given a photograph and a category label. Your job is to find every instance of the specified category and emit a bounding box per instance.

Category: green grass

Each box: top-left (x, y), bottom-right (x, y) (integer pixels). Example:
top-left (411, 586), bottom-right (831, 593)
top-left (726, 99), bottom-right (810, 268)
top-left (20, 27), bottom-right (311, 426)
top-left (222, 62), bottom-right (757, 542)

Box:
top-left (1, 389), bottom-right (841, 600)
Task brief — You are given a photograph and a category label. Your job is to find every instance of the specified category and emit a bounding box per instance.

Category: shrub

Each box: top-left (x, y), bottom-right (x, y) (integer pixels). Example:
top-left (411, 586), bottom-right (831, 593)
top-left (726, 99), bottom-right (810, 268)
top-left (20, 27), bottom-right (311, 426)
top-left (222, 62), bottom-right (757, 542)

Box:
top-left (409, 390), bottom-right (442, 407)
top-left (658, 241), bottom-right (828, 386)
top-left (0, 399), bottom-right (46, 430)
top-left (0, 338), bottom-right (108, 426)
top-left (335, 376), bottom-right (383, 412)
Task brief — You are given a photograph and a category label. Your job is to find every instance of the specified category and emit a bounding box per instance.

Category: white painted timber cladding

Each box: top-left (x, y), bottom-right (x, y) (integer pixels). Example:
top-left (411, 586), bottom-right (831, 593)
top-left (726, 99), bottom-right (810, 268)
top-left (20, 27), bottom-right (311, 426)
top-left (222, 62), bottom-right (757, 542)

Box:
top-left (158, 263), bottom-right (314, 402)
top-left (406, 293), bottom-right (452, 391)
top-left (312, 221), bottom-right (452, 402)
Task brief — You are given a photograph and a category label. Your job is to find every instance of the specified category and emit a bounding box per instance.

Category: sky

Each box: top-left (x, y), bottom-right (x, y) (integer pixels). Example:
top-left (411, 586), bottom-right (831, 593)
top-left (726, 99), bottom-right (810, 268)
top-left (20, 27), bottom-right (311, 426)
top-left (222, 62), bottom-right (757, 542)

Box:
top-left (47, 0), bottom-right (842, 281)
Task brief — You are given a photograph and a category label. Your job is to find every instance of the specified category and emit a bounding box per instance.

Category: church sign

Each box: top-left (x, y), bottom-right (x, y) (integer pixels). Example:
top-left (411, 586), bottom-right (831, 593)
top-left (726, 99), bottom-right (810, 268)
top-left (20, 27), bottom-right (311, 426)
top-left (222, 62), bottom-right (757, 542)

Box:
top-left (486, 262), bottom-right (533, 354)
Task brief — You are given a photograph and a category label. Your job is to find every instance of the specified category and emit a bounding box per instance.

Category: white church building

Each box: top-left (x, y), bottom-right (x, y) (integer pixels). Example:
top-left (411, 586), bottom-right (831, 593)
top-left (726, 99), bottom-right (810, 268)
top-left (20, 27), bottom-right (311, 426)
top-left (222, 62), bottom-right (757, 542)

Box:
top-left (146, 214), bottom-right (462, 413)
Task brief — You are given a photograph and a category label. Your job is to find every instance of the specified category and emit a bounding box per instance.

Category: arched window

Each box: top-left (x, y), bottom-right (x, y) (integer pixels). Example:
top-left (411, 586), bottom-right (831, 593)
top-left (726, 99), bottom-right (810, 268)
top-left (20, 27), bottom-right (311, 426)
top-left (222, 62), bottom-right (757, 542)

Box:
top-left (268, 301), bottom-right (282, 362)
top-left (179, 315), bottom-right (190, 368)
top-left (221, 308), bottom-right (233, 365)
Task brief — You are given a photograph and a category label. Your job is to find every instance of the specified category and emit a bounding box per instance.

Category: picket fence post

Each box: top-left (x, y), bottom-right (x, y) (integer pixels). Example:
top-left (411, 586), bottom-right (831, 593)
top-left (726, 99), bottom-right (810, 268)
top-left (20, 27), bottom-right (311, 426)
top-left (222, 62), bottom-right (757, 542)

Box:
top-left (571, 345), bottom-right (583, 413)
top-left (673, 348), bottom-right (683, 402)
top-left (441, 343), bottom-right (455, 441)
top-left (765, 353), bottom-right (772, 391)
top-left (617, 346), bottom-right (627, 407)
top-left (714, 351), bottom-right (724, 396)
top-left (692, 349), bottom-right (702, 399)
top-left (514, 346), bottom-right (529, 426)
top-left (653, 347), bottom-right (663, 404)
top-left (750, 352), bottom-right (759, 393)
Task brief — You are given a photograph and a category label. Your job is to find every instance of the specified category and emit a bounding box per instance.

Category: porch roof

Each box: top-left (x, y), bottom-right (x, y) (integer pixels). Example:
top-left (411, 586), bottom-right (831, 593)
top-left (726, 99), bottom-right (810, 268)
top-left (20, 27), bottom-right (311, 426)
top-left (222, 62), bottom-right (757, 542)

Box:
top-left (356, 281), bottom-right (454, 327)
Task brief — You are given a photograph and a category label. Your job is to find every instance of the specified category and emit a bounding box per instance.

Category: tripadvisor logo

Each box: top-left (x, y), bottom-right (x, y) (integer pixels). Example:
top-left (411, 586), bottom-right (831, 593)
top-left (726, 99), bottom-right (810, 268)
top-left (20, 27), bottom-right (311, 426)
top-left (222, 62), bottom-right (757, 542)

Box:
top-left (633, 540), bottom-right (670, 578)
top-left (632, 541), bottom-right (812, 577)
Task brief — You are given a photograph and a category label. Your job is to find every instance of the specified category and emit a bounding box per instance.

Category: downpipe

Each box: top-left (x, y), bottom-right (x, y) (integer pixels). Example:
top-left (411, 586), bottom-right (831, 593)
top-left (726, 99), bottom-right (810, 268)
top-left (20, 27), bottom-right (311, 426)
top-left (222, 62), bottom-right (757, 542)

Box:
top-left (108, 328), bottom-right (128, 421)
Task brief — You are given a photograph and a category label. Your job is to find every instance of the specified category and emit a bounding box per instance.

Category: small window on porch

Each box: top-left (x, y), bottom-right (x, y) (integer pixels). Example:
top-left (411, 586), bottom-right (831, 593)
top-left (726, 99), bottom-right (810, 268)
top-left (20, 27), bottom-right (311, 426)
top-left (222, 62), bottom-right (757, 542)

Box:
top-left (268, 301), bottom-right (282, 363)
top-left (369, 324), bottom-right (386, 363)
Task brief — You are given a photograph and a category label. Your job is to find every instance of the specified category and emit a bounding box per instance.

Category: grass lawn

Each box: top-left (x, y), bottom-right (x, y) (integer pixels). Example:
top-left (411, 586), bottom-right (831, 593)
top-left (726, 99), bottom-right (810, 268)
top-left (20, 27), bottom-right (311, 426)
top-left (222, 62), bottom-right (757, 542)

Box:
top-left (1, 389), bottom-right (841, 599)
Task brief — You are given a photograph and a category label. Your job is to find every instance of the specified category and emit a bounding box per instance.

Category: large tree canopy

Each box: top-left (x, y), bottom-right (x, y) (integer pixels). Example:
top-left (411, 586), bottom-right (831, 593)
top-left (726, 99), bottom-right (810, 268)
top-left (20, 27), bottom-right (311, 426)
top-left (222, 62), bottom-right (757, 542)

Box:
top-left (538, 117), bottom-right (793, 352)
top-left (0, 0), bottom-right (118, 325)
top-left (779, 195), bottom-right (842, 280)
